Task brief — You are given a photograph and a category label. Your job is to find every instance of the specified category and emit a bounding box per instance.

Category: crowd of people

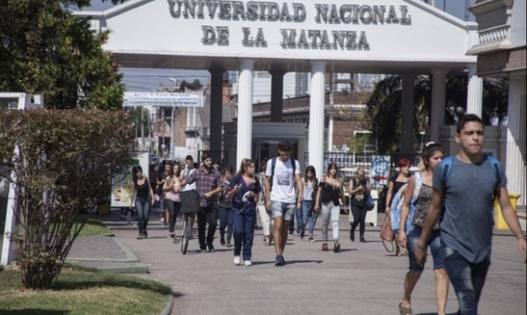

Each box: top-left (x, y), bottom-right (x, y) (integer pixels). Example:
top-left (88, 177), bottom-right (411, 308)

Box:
top-left (130, 114), bottom-right (526, 315)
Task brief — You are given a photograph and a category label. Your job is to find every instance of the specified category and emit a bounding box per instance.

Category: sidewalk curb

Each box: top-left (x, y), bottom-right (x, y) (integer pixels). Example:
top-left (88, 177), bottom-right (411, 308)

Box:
top-left (66, 236), bottom-right (139, 263)
top-left (159, 294), bottom-right (174, 315)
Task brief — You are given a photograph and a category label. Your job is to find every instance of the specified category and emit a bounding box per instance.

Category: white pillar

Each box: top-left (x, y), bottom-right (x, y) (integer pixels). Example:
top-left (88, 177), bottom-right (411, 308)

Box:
top-left (466, 64), bottom-right (483, 117)
top-left (308, 61), bottom-right (326, 176)
top-left (430, 69), bottom-right (447, 141)
top-left (505, 76), bottom-right (526, 206)
top-left (328, 113), bottom-right (334, 151)
top-left (236, 59), bottom-right (254, 167)
top-left (400, 74), bottom-right (416, 153)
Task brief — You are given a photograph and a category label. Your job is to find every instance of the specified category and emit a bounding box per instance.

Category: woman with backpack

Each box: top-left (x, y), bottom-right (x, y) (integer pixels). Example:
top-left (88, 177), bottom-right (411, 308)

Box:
top-left (302, 166), bottom-right (318, 242)
top-left (228, 159), bottom-right (261, 266)
top-left (348, 167), bottom-right (370, 243)
top-left (314, 163), bottom-right (343, 252)
top-left (397, 142), bottom-right (448, 315)
top-left (386, 159), bottom-right (412, 255)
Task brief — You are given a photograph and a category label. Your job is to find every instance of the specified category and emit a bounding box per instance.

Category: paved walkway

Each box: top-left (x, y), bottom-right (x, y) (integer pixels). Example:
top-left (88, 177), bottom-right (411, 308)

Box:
top-left (106, 211), bottom-right (526, 315)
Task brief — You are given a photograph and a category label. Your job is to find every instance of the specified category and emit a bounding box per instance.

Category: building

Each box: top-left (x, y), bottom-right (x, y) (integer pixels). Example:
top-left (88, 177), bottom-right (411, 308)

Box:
top-left (76, 0), bottom-right (488, 178)
top-left (468, 0), bottom-right (526, 207)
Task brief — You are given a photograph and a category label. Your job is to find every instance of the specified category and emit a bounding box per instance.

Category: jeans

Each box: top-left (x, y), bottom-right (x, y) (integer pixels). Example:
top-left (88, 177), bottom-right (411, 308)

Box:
top-left (302, 200), bottom-right (316, 236)
top-left (165, 200), bottom-right (181, 233)
top-left (320, 202), bottom-right (340, 242)
top-left (197, 204), bottom-right (218, 249)
top-left (407, 228), bottom-right (445, 272)
top-left (443, 245), bottom-right (491, 315)
top-left (257, 204), bottom-right (272, 236)
top-left (232, 205), bottom-right (256, 261)
top-left (351, 203), bottom-right (367, 238)
top-left (135, 197), bottom-right (151, 235)
top-left (218, 206), bottom-right (233, 243)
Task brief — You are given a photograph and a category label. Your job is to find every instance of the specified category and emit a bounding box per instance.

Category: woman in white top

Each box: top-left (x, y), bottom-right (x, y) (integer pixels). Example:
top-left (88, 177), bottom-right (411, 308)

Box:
top-left (164, 162), bottom-right (182, 239)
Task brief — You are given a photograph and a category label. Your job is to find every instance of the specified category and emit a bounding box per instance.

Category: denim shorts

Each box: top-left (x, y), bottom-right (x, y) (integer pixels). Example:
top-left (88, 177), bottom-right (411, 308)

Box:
top-left (407, 228), bottom-right (445, 272)
top-left (271, 201), bottom-right (296, 221)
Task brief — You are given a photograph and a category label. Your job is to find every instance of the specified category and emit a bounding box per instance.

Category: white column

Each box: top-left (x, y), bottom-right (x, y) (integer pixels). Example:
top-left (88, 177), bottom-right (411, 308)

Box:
top-left (430, 69), bottom-right (447, 141)
top-left (308, 61), bottom-right (326, 176)
top-left (466, 64), bottom-right (483, 117)
top-left (236, 59), bottom-right (254, 167)
top-left (505, 76), bottom-right (526, 206)
top-left (328, 113), bottom-right (334, 151)
top-left (400, 74), bottom-right (416, 153)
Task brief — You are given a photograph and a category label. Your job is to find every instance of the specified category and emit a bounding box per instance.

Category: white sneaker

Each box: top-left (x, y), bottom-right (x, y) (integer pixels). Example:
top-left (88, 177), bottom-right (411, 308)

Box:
top-left (233, 256), bottom-right (241, 266)
top-left (244, 260), bottom-right (252, 266)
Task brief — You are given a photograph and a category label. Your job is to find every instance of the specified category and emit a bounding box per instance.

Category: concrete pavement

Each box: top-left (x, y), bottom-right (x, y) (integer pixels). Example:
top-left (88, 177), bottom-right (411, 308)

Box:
top-left (107, 212), bottom-right (526, 315)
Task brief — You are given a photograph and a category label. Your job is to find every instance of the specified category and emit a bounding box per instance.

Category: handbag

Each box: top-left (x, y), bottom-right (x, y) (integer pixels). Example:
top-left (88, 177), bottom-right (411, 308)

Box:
top-left (380, 214), bottom-right (394, 242)
top-left (366, 193), bottom-right (375, 211)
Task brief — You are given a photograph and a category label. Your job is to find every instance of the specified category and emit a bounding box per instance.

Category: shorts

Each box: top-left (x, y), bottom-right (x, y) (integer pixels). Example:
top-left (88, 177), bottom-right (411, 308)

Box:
top-left (270, 201), bottom-right (296, 221)
top-left (407, 228), bottom-right (445, 272)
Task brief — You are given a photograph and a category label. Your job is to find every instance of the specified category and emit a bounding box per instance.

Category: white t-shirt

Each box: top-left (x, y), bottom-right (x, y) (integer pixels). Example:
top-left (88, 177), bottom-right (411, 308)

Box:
top-left (265, 158), bottom-right (301, 204)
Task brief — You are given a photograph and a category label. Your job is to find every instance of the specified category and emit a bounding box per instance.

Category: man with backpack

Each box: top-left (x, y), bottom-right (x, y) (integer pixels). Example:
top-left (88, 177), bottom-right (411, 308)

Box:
top-left (264, 143), bottom-right (303, 267)
top-left (415, 114), bottom-right (526, 315)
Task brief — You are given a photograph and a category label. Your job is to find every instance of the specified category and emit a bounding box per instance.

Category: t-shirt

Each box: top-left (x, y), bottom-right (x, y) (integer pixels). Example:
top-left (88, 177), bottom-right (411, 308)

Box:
top-left (228, 174), bottom-right (262, 209)
top-left (303, 180), bottom-right (317, 201)
top-left (434, 156), bottom-right (507, 263)
top-left (265, 158), bottom-right (301, 204)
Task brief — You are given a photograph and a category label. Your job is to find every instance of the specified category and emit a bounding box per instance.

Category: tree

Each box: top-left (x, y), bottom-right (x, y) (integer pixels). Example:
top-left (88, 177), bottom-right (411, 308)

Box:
top-left (0, 0), bottom-right (123, 109)
top-left (366, 75), bottom-right (431, 154)
top-left (0, 109), bottom-right (135, 289)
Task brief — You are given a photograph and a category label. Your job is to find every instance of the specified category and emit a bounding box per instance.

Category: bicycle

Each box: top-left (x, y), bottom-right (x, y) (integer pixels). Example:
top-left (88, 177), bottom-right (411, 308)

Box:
top-left (180, 213), bottom-right (193, 255)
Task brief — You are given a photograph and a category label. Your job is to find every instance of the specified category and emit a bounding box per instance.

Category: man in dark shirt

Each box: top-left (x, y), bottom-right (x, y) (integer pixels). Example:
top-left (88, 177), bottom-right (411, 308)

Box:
top-left (416, 114), bottom-right (526, 315)
top-left (185, 152), bottom-right (222, 252)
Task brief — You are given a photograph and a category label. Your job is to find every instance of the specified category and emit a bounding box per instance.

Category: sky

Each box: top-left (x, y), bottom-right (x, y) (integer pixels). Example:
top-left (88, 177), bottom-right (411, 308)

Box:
top-left (82, 0), bottom-right (475, 92)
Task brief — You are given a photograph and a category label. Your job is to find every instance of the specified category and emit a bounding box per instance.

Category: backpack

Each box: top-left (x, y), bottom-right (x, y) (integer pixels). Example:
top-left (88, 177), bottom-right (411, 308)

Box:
top-left (440, 154), bottom-right (502, 197)
top-left (270, 157), bottom-right (297, 190)
top-left (390, 172), bottom-right (423, 233)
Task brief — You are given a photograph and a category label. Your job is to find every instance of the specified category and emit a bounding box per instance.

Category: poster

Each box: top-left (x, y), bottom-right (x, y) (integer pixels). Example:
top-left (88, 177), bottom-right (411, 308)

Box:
top-left (111, 152), bottom-right (150, 208)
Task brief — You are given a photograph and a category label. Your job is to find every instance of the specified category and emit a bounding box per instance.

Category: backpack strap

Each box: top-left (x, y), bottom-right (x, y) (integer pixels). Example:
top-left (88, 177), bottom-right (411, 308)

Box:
top-left (412, 172), bottom-right (423, 204)
top-left (441, 156), bottom-right (454, 189)
top-left (486, 154), bottom-right (503, 195)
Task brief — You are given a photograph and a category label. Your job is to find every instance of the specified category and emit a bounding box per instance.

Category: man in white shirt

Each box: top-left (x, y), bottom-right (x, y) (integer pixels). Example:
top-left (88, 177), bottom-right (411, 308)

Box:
top-left (264, 143), bottom-right (303, 267)
top-left (181, 155), bottom-right (196, 191)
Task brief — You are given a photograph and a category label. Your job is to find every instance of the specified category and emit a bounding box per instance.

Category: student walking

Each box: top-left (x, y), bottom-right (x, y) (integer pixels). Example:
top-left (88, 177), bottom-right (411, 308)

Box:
top-left (386, 159), bottom-right (412, 255)
top-left (415, 115), bottom-right (526, 315)
top-left (256, 161), bottom-right (273, 246)
top-left (218, 166), bottom-right (234, 247)
top-left (302, 166), bottom-right (318, 242)
top-left (314, 163), bottom-right (343, 252)
top-left (164, 162), bottom-right (182, 239)
top-left (228, 159), bottom-right (261, 266)
top-left (132, 165), bottom-right (154, 239)
top-left (184, 152), bottom-right (223, 252)
top-left (397, 142), bottom-right (449, 315)
top-left (264, 143), bottom-right (303, 267)
top-left (349, 168), bottom-right (370, 242)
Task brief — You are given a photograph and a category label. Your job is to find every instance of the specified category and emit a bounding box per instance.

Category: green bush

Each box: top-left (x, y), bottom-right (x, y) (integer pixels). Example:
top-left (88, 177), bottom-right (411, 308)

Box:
top-left (0, 109), bottom-right (134, 289)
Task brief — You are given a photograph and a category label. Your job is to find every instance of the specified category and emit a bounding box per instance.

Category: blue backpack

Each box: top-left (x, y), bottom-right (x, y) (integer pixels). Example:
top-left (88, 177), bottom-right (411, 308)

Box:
top-left (390, 172), bottom-right (423, 233)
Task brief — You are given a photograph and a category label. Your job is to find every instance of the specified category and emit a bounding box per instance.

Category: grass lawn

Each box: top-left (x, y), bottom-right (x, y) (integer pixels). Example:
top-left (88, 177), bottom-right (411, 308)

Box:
top-left (74, 217), bottom-right (114, 237)
top-left (0, 266), bottom-right (172, 315)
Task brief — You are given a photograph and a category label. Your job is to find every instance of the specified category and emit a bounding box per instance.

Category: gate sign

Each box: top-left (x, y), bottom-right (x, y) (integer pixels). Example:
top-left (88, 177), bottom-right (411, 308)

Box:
top-left (123, 92), bottom-right (204, 107)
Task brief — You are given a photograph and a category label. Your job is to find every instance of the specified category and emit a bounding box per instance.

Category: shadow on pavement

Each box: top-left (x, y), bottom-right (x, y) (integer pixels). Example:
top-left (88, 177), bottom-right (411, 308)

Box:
top-left (287, 260), bottom-right (324, 265)
top-left (338, 248), bottom-right (358, 253)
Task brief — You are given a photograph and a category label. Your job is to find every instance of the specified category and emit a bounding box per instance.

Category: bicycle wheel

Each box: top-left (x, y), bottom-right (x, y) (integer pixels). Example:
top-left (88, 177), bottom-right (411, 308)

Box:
top-left (181, 215), bottom-right (191, 255)
top-left (382, 239), bottom-right (395, 253)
